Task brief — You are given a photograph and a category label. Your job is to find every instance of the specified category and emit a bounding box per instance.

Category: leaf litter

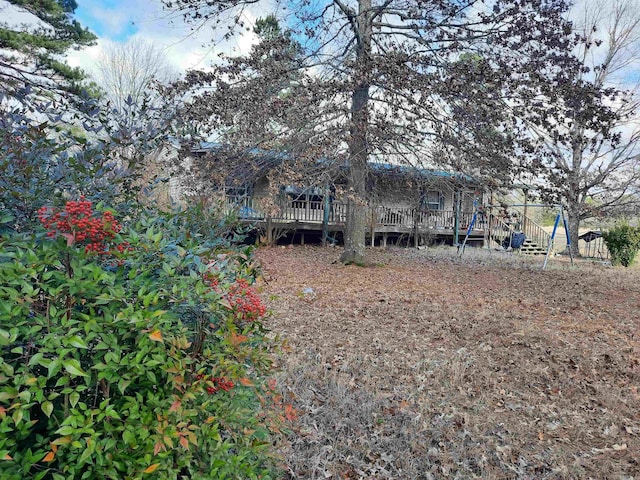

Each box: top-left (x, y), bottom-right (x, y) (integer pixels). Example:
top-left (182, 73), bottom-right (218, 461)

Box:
top-left (257, 246), bottom-right (640, 479)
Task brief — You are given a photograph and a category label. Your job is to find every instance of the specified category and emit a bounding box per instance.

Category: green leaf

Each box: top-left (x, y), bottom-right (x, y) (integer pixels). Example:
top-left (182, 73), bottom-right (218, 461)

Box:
top-left (1, 363), bottom-right (14, 376)
top-left (67, 336), bottom-right (88, 349)
top-left (0, 389), bottom-right (18, 402)
top-left (48, 359), bottom-right (62, 378)
top-left (78, 441), bottom-right (94, 464)
top-left (28, 352), bottom-right (44, 367)
top-left (69, 391), bottom-right (80, 408)
top-left (162, 263), bottom-right (174, 275)
top-left (12, 409), bottom-right (23, 425)
top-left (122, 429), bottom-right (135, 445)
top-left (0, 329), bottom-right (11, 346)
top-left (34, 471), bottom-right (49, 480)
top-left (41, 401), bottom-right (54, 418)
top-left (56, 426), bottom-right (75, 436)
top-left (118, 379), bottom-right (131, 395)
top-left (62, 359), bottom-right (88, 378)
top-left (55, 376), bottom-right (70, 387)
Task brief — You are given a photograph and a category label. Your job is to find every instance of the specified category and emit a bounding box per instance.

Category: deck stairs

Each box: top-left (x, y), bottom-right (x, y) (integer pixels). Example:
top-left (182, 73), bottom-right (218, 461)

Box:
top-left (519, 238), bottom-right (547, 255)
top-left (488, 213), bottom-right (550, 256)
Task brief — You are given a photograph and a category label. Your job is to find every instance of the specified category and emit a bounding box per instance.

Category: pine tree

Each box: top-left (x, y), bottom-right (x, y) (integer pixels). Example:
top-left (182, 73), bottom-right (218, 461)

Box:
top-left (0, 0), bottom-right (96, 101)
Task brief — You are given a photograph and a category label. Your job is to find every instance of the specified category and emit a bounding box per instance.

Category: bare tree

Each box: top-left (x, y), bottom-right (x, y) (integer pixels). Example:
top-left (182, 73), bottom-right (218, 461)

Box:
top-left (94, 38), bottom-right (177, 113)
top-left (164, 0), bottom-right (586, 263)
top-left (93, 39), bottom-right (180, 207)
top-left (526, 0), bottom-right (640, 256)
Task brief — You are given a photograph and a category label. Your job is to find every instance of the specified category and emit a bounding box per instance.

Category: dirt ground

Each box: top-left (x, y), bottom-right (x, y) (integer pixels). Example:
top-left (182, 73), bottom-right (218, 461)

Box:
top-left (256, 246), bottom-right (640, 480)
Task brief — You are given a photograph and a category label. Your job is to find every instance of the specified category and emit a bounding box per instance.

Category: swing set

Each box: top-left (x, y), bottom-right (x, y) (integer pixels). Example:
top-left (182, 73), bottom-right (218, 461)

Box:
top-left (458, 202), bottom-right (574, 269)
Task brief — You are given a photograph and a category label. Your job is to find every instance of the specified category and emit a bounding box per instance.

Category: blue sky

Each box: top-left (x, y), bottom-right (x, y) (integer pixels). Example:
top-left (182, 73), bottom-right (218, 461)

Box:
top-left (75, 0), bottom-right (139, 42)
top-left (67, 0), bottom-right (260, 74)
top-left (67, 0), bottom-right (640, 93)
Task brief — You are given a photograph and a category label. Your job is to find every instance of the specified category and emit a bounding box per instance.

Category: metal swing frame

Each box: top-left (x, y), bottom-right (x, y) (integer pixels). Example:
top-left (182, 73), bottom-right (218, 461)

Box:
top-left (458, 202), bottom-right (574, 270)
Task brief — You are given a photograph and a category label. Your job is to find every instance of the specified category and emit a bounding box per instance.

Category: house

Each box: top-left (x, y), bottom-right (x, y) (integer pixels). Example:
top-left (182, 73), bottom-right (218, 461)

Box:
top-left (187, 143), bottom-right (491, 247)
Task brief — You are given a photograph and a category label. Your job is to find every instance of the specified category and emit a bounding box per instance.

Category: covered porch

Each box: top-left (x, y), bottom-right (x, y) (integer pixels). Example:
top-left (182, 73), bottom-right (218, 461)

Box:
top-left (226, 196), bottom-right (485, 246)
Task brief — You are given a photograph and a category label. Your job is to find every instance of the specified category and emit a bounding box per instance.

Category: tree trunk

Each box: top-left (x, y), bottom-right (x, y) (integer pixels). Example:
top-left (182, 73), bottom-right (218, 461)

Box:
top-left (340, 147), bottom-right (368, 264)
top-left (322, 187), bottom-right (330, 246)
top-left (566, 202), bottom-right (581, 257)
top-left (266, 217), bottom-right (273, 245)
top-left (567, 142), bottom-right (584, 258)
top-left (340, 0), bottom-right (371, 265)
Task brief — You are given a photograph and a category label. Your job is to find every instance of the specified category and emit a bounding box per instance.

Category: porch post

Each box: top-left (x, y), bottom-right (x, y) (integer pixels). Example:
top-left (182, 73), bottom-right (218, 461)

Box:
top-left (454, 188), bottom-right (460, 245)
top-left (522, 187), bottom-right (529, 233)
top-left (369, 207), bottom-right (375, 247)
top-left (305, 192), bottom-right (310, 221)
top-left (322, 187), bottom-right (330, 246)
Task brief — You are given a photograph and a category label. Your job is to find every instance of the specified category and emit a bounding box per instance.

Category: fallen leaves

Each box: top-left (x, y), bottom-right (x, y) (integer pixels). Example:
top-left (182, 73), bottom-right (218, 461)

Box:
top-left (257, 246), bottom-right (640, 479)
top-left (238, 377), bottom-right (254, 387)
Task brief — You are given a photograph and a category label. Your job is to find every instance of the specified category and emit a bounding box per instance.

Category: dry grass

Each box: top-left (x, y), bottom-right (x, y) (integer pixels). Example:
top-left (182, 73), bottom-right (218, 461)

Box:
top-left (257, 246), bottom-right (640, 480)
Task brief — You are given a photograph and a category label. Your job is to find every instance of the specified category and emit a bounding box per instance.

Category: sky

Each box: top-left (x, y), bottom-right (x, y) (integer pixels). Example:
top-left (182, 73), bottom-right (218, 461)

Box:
top-left (67, 0), bottom-right (262, 77)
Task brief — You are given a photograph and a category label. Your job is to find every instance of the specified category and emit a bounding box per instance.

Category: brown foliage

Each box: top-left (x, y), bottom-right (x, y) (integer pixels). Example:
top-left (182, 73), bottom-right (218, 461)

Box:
top-left (258, 246), bottom-right (640, 479)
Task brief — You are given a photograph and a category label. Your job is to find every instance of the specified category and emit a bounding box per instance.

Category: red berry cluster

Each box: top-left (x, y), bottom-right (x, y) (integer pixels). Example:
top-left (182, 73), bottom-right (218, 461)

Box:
top-left (227, 279), bottom-right (267, 321)
top-left (204, 274), bottom-right (219, 288)
top-left (37, 198), bottom-right (128, 254)
top-left (203, 275), bottom-right (266, 322)
top-left (195, 373), bottom-right (234, 394)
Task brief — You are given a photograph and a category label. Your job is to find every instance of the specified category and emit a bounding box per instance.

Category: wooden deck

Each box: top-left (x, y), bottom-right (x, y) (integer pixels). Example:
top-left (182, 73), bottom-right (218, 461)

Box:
top-left (226, 196), bottom-right (555, 252)
top-left (229, 199), bottom-right (486, 245)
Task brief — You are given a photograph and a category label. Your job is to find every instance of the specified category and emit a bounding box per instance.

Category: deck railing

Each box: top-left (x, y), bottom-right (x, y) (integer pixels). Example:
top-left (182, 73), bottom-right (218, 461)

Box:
top-left (374, 206), bottom-right (478, 231)
top-left (375, 205), bottom-right (414, 227)
top-left (274, 200), bottom-right (347, 222)
top-left (486, 213), bottom-right (551, 249)
top-left (521, 216), bottom-right (551, 250)
top-left (486, 214), bottom-right (513, 247)
top-left (227, 198), bottom-right (485, 232)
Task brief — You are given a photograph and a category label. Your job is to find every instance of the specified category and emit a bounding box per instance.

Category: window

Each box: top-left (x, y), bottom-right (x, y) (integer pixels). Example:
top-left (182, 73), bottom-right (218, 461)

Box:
top-left (282, 186), bottom-right (325, 209)
top-left (423, 191), bottom-right (444, 210)
top-left (226, 185), bottom-right (251, 208)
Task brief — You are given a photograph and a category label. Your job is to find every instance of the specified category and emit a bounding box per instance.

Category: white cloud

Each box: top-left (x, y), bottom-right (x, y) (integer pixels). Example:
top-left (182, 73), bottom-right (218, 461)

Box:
top-left (67, 0), bottom-right (263, 76)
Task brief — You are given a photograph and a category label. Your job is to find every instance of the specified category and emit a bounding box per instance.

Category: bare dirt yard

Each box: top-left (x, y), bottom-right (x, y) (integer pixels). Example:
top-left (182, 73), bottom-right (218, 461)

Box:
top-left (256, 246), bottom-right (640, 480)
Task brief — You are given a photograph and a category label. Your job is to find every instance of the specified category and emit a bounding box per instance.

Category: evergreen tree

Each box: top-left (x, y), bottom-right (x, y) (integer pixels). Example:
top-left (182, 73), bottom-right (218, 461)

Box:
top-left (0, 0), bottom-right (96, 101)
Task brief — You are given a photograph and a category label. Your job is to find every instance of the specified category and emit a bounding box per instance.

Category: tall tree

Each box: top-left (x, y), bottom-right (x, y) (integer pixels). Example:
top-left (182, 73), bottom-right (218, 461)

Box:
top-left (91, 40), bottom-right (181, 209)
top-left (164, 0), bottom-right (583, 263)
top-left (0, 0), bottom-right (96, 101)
top-left (171, 14), bottom-right (331, 193)
top-left (94, 38), bottom-right (177, 114)
top-left (527, 0), bottom-right (640, 256)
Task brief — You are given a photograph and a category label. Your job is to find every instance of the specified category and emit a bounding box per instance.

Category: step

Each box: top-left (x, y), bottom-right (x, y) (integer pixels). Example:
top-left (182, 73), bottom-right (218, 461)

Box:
top-left (520, 247), bottom-right (547, 255)
top-left (492, 238), bottom-right (547, 255)
top-left (520, 240), bottom-right (547, 255)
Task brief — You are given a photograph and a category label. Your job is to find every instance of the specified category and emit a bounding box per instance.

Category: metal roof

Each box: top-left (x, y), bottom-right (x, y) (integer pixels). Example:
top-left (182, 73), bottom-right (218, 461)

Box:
top-left (192, 143), bottom-right (477, 183)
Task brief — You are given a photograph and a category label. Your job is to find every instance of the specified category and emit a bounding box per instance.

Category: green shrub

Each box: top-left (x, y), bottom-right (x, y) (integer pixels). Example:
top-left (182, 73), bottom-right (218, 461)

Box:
top-left (602, 223), bottom-right (640, 267)
top-left (0, 205), bottom-right (281, 479)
